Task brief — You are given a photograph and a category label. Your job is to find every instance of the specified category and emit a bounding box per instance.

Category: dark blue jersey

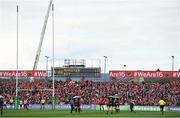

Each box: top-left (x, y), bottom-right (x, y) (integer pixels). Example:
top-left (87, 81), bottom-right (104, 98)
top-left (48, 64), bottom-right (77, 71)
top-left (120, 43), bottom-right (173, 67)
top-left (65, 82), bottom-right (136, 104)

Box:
top-left (70, 99), bottom-right (74, 105)
top-left (74, 99), bottom-right (80, 106)
top-left (0, 98), bottom-right (3, 106)
top-left (108, 97), bottom-right (114, 104)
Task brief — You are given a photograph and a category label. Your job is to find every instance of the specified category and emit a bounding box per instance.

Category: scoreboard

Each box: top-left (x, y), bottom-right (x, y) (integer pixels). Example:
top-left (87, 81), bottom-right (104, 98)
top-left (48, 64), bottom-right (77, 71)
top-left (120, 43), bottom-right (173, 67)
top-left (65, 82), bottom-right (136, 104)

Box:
top-left (53, 67), bottom-right (101, 78)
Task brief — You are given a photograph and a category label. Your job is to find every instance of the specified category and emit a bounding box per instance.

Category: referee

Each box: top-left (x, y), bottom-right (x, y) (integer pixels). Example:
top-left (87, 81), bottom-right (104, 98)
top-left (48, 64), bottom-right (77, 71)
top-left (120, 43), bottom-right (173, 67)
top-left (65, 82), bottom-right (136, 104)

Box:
top-left (40, 98), bottom-right (45, 110)
top-left (158, 98), bottom-right (166, 115)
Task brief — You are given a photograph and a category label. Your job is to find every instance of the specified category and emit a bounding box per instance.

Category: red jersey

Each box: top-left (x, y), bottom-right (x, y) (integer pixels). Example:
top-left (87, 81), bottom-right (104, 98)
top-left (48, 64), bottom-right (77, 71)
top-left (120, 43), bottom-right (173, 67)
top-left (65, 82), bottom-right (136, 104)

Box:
top-left (99, 97), bottom-right (104, 104)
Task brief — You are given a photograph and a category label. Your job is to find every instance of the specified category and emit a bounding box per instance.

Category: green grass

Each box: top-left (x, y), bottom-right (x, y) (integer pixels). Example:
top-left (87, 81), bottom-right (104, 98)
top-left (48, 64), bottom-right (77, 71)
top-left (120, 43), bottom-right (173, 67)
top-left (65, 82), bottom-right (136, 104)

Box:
top-left (1, 110), bottom-right (180, 118)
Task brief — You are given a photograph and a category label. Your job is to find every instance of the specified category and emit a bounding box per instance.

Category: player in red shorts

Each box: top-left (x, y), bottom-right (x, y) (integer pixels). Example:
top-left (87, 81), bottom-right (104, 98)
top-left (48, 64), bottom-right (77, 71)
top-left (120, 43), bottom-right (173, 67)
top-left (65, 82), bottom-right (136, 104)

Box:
top-left (99, 96), bottom-right (104, 112)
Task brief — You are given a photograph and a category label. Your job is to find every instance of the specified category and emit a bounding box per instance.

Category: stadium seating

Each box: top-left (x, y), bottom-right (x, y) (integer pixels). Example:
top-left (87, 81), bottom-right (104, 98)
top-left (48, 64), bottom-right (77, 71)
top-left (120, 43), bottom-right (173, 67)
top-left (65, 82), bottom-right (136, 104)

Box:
top-left (0, 79), bottom-right (180, 106)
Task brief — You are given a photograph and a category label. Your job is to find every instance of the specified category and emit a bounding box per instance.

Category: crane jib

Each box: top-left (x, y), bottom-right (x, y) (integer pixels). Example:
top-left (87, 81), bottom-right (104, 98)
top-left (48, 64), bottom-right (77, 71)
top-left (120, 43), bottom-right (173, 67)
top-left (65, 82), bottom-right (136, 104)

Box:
top-left (33, 0), bottom-right (53, 70)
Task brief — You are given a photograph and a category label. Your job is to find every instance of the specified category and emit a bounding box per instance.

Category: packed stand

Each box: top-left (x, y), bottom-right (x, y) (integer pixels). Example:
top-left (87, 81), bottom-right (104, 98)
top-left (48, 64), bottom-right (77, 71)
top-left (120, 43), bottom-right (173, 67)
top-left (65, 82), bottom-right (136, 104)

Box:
top-left (0, 79), bottom-right (180, 106)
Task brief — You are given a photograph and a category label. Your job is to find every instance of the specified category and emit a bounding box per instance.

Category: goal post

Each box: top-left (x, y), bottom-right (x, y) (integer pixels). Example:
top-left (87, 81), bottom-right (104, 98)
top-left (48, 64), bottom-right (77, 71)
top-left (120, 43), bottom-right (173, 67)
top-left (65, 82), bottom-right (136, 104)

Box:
top-left (14, 96), bottom-right (19, 110)
top-left (51, 96), bottom-right (56, 110)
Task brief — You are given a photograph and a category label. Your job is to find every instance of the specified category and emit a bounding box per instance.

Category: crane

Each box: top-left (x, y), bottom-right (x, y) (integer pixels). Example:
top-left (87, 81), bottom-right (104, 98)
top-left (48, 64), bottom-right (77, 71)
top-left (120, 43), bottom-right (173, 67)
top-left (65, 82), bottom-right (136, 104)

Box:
top-left (33, 0), bottom-right (53, 70)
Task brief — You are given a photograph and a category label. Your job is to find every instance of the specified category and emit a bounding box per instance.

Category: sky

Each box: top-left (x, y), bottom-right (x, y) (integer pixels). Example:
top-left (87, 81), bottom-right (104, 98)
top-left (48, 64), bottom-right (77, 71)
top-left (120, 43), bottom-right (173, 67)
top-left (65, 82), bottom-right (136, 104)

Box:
top-left (0, 0), bottom-right (180, 72)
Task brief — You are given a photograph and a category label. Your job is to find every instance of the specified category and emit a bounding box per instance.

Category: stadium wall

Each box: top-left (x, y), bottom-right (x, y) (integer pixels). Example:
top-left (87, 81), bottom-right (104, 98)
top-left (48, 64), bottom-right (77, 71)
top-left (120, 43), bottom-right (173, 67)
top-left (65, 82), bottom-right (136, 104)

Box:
top-left (4, 104), bottom-right (180, 112)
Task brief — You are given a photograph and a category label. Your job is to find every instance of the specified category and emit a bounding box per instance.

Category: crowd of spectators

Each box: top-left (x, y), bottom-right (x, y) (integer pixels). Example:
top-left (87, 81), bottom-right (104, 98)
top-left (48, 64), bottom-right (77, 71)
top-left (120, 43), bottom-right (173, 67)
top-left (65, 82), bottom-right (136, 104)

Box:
top-left (0, 79), bottom-right (180, 106)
